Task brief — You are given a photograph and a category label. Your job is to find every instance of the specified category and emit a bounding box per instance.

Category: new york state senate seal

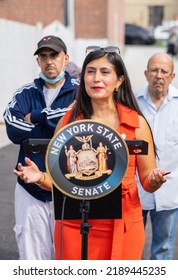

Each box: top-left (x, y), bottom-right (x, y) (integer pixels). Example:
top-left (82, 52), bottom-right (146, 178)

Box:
top-left (46, 120), bottom-right (129, 200)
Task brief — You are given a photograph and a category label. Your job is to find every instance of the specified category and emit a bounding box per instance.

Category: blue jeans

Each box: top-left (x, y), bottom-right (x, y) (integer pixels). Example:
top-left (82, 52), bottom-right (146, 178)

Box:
top-left (143, 208), bottom-right (178, 260)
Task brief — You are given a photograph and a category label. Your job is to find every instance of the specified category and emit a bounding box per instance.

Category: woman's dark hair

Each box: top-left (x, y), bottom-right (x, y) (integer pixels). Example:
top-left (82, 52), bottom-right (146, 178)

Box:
top-left (68, 49), bottom-right (157, 155)
top-left (69, 49), bottom-right (143, 122)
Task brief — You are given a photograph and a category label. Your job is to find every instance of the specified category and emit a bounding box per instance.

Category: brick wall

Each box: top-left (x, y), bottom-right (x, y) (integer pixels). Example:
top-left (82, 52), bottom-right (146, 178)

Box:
top-left (0, 0), bottom-right (63, 26)
top-left (0, 0), bottom-right (124, 43)
top-left (75, 0), bottom-right (107, 38)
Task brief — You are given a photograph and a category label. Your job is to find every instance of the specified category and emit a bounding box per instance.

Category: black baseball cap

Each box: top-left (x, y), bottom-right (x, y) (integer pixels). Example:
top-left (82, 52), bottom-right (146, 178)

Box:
top-left (34, 35), bottom-right (67, 55)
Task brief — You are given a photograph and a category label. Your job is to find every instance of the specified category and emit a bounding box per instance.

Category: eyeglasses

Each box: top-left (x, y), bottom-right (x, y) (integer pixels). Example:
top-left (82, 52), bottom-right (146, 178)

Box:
top-left (147, 68), bottom-right (172, 77)
top-left (86, 45), bottom-right (120, 55)
top-left (38, 53), bottom-right (60, 61)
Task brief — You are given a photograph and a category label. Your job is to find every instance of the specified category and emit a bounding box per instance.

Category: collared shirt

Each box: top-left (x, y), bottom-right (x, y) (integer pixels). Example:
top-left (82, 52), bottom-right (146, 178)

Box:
top-left (135, 84), bottom-right (178, 211)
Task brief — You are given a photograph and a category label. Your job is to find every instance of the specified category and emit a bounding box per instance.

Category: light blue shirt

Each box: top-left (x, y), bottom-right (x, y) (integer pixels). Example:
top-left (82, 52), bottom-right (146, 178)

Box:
top-left (135, 84), bottom-right (178, 211)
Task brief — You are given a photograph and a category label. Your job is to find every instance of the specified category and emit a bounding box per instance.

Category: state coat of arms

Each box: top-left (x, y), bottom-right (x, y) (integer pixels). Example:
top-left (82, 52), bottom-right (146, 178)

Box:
top-left (64, 135), bottom-right (112, 180)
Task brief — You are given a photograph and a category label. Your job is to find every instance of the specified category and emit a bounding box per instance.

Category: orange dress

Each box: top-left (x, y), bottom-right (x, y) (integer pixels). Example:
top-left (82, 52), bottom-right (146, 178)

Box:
top-left (54, 104), bottom-right (145, 260)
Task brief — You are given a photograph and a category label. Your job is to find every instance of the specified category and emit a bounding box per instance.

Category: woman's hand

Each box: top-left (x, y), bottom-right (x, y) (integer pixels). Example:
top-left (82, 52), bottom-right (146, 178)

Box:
top-left (148, 168), bottom-right (168, 192)
top-left (13, 157), bottom-right (42, 184)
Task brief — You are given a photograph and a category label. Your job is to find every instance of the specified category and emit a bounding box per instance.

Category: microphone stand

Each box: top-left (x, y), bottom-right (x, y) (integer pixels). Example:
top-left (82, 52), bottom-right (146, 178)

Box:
top-left (80, 200), bottom-right (92, 260)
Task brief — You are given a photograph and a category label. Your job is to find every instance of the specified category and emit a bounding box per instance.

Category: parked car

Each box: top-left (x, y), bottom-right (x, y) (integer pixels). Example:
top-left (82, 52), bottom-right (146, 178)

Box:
top-left (125, 23), bottom-right (155, 45)
top-left (154, 25), bottom-right (170, 41)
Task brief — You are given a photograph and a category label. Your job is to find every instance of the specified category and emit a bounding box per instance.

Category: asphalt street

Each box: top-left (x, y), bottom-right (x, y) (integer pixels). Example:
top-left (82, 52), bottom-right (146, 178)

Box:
top-left (1, 45), bottom-right (178, 260)
top-left (0, 144), bottom-right (19, 259)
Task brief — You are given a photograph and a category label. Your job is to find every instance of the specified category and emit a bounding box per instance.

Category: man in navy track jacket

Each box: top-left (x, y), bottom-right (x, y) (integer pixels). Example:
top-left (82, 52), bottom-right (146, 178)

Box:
top-left (3, 35), bottom-right (79, 260)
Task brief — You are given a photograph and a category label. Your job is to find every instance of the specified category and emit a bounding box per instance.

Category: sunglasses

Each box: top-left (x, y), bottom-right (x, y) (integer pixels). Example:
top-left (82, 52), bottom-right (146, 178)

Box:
top-left (86, 45), bottom-right (120, 55)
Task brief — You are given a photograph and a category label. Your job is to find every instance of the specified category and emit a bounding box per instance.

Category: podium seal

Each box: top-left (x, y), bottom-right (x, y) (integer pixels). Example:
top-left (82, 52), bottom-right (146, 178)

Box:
top-left (46, 120), bottom-right (129, 200)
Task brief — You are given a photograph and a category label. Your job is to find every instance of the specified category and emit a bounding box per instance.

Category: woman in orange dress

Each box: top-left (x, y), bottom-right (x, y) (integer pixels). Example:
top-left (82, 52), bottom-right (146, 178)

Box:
top-left (14, 46), bottom-right (168, 260)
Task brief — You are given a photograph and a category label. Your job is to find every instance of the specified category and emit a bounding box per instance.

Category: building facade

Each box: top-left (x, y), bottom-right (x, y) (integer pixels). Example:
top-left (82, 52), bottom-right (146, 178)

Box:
top-left (0, 0), bottom-right (124, 43)
top-left (125, 0), bottom-right (178, 28)
top-left (1, 0), bottom-right (178, 33)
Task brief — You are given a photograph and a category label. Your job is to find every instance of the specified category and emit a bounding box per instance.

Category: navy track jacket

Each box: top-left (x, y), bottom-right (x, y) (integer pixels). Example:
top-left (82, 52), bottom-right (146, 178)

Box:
top-left (3, 72), bottom-right (79, 202)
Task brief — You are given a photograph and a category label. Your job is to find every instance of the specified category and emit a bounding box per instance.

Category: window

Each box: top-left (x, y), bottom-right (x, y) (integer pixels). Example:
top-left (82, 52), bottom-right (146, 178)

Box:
top-left (149, 6), bottom-right (164, 27)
